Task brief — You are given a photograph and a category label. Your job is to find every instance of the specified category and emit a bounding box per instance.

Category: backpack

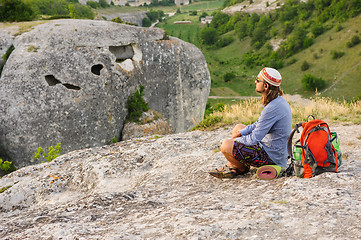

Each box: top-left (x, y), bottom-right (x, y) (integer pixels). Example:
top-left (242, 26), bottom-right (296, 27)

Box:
top-left (286, 115), bottom-right (342, 178)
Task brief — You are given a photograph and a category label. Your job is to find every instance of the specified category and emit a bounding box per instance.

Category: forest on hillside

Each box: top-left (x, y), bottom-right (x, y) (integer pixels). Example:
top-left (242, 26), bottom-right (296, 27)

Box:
top-left (0, 0), bottom-right (112, 21)
top-left (201, 0), bottom-right (361, 68)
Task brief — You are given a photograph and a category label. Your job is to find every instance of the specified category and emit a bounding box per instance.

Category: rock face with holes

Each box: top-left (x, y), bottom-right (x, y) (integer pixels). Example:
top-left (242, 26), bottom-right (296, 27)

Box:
top-left (0, 19), bottom-right (210, 167)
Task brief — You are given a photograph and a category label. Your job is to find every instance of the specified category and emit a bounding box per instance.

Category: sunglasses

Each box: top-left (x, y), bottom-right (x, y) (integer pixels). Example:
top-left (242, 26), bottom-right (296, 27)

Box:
top-left (256, 78), bottom-right (266, 83)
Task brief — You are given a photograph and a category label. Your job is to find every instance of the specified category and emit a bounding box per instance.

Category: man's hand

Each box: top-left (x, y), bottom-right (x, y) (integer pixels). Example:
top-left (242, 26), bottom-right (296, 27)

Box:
top-left (232, 131), bottom-right (241, 139)
top-left (232, 124), bottom-right (246, 139)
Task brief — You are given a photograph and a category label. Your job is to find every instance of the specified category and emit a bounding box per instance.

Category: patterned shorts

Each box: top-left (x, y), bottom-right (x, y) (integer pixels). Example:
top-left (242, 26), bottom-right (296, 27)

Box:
top-left (232, 141), bottom-right (275, 167)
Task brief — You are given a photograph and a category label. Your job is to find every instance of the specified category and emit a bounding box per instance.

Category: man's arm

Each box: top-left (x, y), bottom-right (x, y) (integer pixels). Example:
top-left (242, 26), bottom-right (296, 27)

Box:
top-left (235, 107), bottom-right (276, 146)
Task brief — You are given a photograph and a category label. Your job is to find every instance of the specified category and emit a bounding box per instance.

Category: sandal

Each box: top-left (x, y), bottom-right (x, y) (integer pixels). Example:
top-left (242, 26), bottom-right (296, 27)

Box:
top-left (209, 165), bottom-right (247, 178)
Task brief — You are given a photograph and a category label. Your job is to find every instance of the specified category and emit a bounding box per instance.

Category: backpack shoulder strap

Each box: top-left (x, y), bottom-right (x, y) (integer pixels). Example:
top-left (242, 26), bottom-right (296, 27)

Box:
top-left (287, 122), bottom-right (303, 160)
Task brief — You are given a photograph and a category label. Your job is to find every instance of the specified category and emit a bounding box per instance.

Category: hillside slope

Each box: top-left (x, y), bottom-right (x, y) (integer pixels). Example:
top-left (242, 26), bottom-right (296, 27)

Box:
top-left (157, 1), bottom-right (361, 101)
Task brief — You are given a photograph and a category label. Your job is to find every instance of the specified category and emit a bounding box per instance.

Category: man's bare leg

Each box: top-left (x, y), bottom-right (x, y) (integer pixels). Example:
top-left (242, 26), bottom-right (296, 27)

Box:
top-left (220, 139), bottom-right (248, 172)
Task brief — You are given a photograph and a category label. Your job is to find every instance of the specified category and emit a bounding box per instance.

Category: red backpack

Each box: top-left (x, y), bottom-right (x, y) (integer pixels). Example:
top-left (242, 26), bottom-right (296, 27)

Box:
top-left (287, 115), bottom-right (341, 178)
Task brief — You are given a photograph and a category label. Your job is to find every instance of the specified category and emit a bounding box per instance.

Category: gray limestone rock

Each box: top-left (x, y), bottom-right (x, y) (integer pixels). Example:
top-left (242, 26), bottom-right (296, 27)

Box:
top-left (0, 124), bottom-right (360, 239)
top-left (0, 31), bottom-right (14, 69)
top-left (101, 12), bottom-right (148, 26)
top-left (122, 110), bottom-right (173, 140)
top-left (0, 19), bottom-right (210, 167)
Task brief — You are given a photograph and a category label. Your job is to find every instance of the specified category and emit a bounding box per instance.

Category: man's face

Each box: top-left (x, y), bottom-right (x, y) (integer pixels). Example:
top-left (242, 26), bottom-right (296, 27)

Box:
top-left (255, 77), bottom-right (268, 94)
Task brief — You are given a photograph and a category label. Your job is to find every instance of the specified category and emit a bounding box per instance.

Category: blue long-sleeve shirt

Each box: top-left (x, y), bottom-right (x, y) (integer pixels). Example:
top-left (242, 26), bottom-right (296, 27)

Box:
top-left (235, 96), bottom-right (292, 167)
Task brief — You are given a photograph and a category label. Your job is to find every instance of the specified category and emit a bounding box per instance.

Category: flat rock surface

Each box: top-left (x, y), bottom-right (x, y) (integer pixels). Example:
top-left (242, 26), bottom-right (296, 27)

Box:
top-left (1, 123), bottom-right (360, 239)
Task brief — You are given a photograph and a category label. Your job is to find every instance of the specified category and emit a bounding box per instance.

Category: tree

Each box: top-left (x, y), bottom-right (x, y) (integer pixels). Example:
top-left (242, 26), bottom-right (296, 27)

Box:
top-left (199, 12), bottom-right (208, 21)
top-left (301, 74), bottom-right (326, 91)
top-left (86, 1), bottom-right (98, 8)
top-left (0, 0), bottom-right (35, 22)
top-left (146, 9), bottom-right (164, 22)
top-left (142, 17), bottom-right (151, 27)
top-left (210, 11), bottom-right (230, 34)
top-left (235, 21), bottom-right (248, 40)
top-left (68, 3), bottom-right (94, 19)
top-left (301, 60), bottom-right (310, 71)
top-left (311, 23), bottom-right (324, 37)
top-left (27, 0), bottom-right (69, 16)
top-left (99, 0), bottom-right (109, 8)
top-left (200, 27), bottom-right (219, 45)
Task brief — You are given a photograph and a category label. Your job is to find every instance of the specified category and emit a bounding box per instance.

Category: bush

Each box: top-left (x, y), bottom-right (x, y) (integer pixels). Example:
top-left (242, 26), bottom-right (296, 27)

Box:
top-left (189, 11), bottom-right (197, 16)
top-left (200, 27), bottom-right (219, 45)
top-left (125, 85), bottom-right (150, 123)
top-left (301, 74), bottom-right (326, 91)
top-left (352, 35), bottom-right (361, 45)
top-left (330, 50), bottom-right (345, 59)
top-left (335, 24), bottom-right (343, 32)
top-left (87, 1), bottom-right (98, 8)
top-left (0, 158), bottom-right (17, 175)
top-left (142, 17), bottom-right (152, 27)
top-left (34, 143), bottom-right (62, 162)
top-left (204, 102), bottom-right (225, 117)
top-left (215, 35), bottom-right (234, 48)
top-left (311, 23), bottom-right (324, 37)
top-left (0, 0), bottom-right (36, 22)
top-left (68, 3), bottom-right (94, 19)
top-left (301, 60), bottom-right (310, 71)
top-left (99, 0), bottom-right (110, 8)
top-left (242, 51), bottom-right (263, 68)
top-left (223, 72), bottom-right (236, 82)
top-left (346, 35), bottom-right (361, 48)
top-left (146, 9), bottom-right (165, 22)
top-left (111, 17), bottom-right (124, 24)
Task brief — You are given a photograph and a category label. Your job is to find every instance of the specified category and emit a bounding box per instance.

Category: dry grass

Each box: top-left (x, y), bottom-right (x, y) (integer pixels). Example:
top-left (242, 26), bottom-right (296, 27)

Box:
top-left (289, 97), bottom-right (361, 125)
top-left (211, 98), bottom-right (262, 125)
top-left (195, 97), bottom-right (361, 130)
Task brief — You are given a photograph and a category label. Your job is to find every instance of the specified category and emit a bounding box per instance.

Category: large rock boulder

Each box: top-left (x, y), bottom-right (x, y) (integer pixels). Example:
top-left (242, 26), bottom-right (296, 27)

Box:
top-left (0, 31), bottom-right (14, 69)
top-left (0, 124), bottom-right (360, 239)
top-left (0, 19), bottom-right (210, 167)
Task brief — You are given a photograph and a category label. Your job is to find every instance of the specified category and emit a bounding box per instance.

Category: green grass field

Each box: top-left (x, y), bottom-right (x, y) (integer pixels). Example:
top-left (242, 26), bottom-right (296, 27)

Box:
top-left (96, 0), bottom-right (224, 15)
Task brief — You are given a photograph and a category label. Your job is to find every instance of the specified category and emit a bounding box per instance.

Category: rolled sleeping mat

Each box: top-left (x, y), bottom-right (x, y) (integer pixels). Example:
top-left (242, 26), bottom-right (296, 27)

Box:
top-left (256, 165), bottom-right (283, 180)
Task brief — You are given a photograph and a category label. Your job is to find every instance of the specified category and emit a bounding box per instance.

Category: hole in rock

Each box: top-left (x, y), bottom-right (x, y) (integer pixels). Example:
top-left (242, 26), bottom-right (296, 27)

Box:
top-left (109, 45), bottom-right (134, 63)
top-left (45, 75), bottom-right (80, 90)
top-left (45, 75), bottom-right (61, 86)
top-left (91, 64), bottom-right (103, 75)
top-left (63, 83), bottom-right (81, 90)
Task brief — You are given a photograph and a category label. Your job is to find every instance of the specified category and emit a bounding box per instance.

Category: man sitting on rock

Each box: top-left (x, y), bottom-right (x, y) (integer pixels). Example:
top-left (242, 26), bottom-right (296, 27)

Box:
top-left (209, 67), bottom-right (292, 178)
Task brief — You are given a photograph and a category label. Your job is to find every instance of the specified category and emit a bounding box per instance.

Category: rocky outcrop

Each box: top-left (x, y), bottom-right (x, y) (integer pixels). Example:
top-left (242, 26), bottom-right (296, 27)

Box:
top-left (222, 0), bottom-right (282, 15)
top-left (78, 0), bottom-right (112, 5)
top-left (0, 19), bottom-right (210, 167)
top-left (0, 124), bottom-right (360, 239)
top-left (101, 12), bottom-right (148, 26)
top-left (122, 110), bottom-right (173, 140)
